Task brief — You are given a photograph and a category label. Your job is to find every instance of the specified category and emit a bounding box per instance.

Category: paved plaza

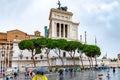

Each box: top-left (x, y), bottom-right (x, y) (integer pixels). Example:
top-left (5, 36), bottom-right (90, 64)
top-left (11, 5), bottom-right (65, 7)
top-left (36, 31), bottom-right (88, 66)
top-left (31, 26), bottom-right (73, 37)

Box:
top-left (47, 68), bottom-right (120, 80)
top-left (1, 68), bottom-right (120, 80)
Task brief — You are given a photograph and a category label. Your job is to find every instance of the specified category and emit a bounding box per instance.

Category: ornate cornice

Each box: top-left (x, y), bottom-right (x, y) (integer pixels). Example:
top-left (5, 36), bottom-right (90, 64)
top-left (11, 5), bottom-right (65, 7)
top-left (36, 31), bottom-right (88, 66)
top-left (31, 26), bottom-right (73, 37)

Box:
top-left (49, 8), bottom-right (73, 20)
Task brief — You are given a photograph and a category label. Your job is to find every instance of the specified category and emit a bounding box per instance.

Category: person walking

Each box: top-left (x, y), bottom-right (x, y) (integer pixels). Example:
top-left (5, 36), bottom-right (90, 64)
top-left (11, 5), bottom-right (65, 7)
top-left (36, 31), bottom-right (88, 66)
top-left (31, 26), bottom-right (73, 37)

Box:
top-left (58, 69), bottom-right (64, 80)
top-left (32, 72), bottom-right (48, 80)
top-left (113, 67), bottom-right (116, 73)
top-left (32, 67), bottom-right (49, 80)
top-left (58, 69), bottom-right (63, 76)
top-left (29, 72), bottom-right (33, 80)
top-left (14, 72), bottom-right (17, 79)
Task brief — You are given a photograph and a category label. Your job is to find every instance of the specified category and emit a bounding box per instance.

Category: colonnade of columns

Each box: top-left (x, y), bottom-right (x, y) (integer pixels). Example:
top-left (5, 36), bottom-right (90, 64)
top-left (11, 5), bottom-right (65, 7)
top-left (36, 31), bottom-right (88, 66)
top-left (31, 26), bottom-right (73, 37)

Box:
top-left (56, 23), bottom-right (68, 38)
top-left (0, 42), bottom-right (12, 72)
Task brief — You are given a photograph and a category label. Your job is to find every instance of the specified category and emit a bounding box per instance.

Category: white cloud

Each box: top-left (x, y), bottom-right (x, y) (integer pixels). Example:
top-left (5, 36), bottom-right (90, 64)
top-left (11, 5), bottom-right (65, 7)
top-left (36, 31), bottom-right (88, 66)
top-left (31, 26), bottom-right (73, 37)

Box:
top-left (100, 1), bottom-right (119, 12)
top-left (79, 2), bottom-right (98, 14)
top-left (21, 0), bottom-right (52, 19)
top-left (79, 0), bottom-right (119, 15)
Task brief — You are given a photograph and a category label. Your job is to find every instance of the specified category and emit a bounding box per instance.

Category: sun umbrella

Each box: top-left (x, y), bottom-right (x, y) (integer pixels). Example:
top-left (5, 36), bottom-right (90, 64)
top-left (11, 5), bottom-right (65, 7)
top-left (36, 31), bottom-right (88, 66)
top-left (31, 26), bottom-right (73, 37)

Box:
top-left (32, 67), bottom-right (49, 74)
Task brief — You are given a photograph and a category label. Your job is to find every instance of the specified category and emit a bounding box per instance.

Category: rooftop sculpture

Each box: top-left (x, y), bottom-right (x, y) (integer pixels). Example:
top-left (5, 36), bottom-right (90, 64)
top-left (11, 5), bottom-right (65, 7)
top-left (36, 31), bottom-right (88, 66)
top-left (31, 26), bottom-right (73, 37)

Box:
top-left (57, 0), bottom-right (68, 11)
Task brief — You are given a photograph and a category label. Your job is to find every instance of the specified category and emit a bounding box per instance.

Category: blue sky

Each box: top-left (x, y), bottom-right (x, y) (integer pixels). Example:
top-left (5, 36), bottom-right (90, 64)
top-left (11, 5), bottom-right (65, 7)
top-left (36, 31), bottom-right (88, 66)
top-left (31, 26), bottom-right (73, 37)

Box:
top-left (0, 0), bottom-right (120, 59)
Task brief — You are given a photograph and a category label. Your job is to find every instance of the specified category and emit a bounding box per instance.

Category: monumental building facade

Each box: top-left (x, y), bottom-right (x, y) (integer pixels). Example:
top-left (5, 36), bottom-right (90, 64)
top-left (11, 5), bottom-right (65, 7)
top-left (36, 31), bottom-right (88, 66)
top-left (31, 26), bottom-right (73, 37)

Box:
top-left (0, 29), bottom-right (42, 69)
top-left (49, 8), bottom-right (79, 41)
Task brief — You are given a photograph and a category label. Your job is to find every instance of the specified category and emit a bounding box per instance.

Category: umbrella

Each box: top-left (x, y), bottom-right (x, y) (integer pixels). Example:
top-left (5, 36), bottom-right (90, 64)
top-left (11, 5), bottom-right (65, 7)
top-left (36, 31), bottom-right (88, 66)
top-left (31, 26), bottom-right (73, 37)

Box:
top-left (32, 67), bottom-right (49, 74)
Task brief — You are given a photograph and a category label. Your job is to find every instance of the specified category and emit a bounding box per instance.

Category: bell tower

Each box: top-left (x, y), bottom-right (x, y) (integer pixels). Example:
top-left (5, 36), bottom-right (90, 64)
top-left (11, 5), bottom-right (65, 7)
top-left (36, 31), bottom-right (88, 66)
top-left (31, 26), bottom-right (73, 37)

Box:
top-left (48, 1), bottom-right (79, 41)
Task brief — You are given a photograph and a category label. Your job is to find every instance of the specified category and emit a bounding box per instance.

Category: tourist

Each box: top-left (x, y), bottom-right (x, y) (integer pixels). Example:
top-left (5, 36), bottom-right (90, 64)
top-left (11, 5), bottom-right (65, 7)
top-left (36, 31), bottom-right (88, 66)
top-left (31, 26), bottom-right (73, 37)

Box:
top-left (29, 72), bottom-right (33, 79)
top-left (32, 72), bottom-right (48, 80)
top-left (113, 67), bottom-right (115, 73)
top-left (14, 72), bottom-right (17, 79)
top-left (58, 69), bottom-right (63, 76)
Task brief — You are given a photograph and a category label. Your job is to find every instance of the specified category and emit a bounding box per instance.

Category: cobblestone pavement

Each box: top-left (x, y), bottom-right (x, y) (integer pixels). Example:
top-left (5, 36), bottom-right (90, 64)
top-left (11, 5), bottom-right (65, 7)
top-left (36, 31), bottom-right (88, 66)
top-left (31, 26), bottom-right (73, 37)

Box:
top-left (1, 68), bottom-right (120, 80)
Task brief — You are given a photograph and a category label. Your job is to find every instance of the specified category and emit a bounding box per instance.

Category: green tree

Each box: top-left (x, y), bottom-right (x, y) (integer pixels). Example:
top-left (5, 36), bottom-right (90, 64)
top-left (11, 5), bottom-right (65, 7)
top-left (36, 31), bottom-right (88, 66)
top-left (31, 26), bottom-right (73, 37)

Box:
top-left (111, 58), bottom-right (117, 62)
top-left (36, 38), bottom-right (53, 68)
top-left (83, 45), bottom-right (101, 67)
top-left (65, 41), bottom-right (79, 66)
top-left (18, 39), bottom-right (41, 67)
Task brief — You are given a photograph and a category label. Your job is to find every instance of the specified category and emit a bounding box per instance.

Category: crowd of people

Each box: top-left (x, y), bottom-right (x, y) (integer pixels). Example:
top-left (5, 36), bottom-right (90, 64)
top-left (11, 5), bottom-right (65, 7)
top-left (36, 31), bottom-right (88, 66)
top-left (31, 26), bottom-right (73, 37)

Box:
top-left (0, 67), bottom-right (48, 80)
top-left (0, 70), bottom-right (18, 80)
top-left (0, 66), bottom-right (116, 80)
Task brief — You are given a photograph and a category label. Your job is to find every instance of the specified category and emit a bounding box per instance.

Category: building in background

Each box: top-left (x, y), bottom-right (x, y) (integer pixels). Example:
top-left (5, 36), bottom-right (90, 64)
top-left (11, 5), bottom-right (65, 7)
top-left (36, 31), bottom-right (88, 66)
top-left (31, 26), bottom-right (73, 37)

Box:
top-left (0, 29), bottom-right (43, 70)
